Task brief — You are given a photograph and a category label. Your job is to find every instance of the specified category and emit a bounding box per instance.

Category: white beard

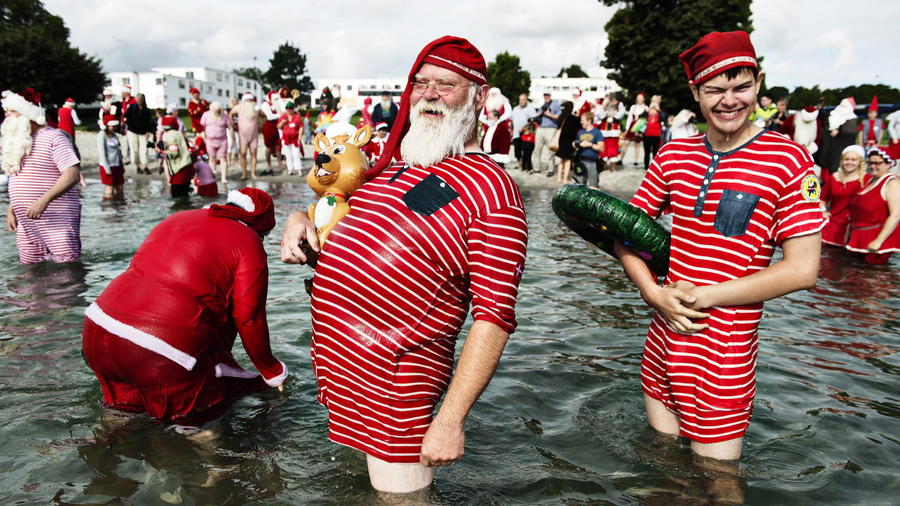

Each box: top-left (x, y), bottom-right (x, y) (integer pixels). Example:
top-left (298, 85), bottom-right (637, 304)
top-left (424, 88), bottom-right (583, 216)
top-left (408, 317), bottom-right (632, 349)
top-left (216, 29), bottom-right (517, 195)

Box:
top-left (381, 99), bottom-right (392, 111)
top-left (1, 115), bottom-right (33, 175)
top-left (400, 87), bottom-right (477, 167)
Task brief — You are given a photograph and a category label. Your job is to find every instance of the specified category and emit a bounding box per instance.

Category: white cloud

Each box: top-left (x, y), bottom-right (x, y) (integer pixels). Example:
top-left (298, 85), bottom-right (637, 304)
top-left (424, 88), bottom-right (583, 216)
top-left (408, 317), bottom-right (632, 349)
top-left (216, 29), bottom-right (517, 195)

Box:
top-left (42, 0), bottom-right (900, 91)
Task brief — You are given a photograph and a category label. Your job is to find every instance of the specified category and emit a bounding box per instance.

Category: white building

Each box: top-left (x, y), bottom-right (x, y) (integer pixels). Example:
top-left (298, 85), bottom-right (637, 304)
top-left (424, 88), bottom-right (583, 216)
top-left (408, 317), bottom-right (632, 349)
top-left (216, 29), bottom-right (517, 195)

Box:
top-left (106, 67), bottom-right (263, 109)
top-left (309, 74), bottom-right (619, 110)
top-left (530, 75), bottom-right (620, 104)
top-left (310, 78), bottom-right (406, 109)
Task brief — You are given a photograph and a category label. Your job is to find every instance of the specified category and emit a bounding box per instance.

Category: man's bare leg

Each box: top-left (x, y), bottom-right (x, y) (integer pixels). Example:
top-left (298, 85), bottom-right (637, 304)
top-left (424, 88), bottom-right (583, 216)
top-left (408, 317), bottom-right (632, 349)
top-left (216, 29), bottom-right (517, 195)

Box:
top-left (366, 454), bottom-right (433, 495)
top-left (250, 148), bottom-right (258, 179)
top-left (240, 147), bottom-right (248, 179)
top-left (692, 440), bottom-right (745, 505)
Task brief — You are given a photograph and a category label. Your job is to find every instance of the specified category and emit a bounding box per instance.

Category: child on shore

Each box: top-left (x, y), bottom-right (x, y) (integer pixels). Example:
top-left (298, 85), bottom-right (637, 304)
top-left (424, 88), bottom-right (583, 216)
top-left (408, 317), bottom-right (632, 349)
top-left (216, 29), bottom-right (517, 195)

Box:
top-left (97, 114), bottom-right (125, 200)
top-left (519, 124), bottom-right (535, 173)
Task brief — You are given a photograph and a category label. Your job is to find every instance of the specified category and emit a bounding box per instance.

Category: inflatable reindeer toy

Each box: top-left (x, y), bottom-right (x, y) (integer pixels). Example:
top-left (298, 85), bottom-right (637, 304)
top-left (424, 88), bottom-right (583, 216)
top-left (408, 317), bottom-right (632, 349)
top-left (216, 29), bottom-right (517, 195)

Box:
top-left (302, 125), bottom-right (372, 292)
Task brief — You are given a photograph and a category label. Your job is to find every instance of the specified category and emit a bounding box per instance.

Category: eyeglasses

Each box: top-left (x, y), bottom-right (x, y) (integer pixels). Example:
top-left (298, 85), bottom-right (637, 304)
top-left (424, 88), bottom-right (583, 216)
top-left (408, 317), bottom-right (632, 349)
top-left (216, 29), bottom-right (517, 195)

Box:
top-left (410, 79), bottom-right (469, 96)
top-left (868, 160), bottom-right (890, 167)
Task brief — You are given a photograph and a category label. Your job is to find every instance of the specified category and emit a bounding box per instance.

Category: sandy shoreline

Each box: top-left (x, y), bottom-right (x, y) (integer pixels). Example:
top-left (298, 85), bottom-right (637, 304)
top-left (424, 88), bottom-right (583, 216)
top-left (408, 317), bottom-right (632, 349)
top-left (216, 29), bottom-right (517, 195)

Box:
top-left (73, 132), bottom-right (645, 196)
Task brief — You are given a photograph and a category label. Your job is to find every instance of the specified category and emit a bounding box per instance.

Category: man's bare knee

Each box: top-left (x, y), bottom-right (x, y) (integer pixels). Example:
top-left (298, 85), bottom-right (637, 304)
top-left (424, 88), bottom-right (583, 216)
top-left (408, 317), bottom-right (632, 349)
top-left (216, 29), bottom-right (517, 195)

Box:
top-left (366, 454), bottom-right (433, 495)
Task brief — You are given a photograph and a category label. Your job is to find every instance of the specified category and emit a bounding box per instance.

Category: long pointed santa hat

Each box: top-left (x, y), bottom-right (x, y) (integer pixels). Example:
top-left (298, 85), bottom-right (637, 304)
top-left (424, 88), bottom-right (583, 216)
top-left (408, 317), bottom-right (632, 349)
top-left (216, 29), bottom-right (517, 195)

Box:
top-left (367, 35), bottom-right (487, 179)
top-left (1, 88), bottom-right (46, 125)
top-left (869, 95), bottom-right (879, 112)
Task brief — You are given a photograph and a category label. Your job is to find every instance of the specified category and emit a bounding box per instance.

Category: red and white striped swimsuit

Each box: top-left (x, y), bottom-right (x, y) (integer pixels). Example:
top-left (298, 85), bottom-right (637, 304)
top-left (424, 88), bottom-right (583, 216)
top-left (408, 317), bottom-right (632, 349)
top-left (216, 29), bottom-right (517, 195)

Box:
top-left (630, 131), bottom-right (825, 443)
top-left (310, 153), bottom-right (528, 463)
top-left (8, 127), bottom-right (81, 264)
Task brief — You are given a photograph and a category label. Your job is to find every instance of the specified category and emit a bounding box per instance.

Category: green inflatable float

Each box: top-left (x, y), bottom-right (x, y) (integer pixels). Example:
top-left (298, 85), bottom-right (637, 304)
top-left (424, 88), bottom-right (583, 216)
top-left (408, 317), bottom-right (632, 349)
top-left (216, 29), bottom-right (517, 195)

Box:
top-left (552, 184), bottom-right (671, 277)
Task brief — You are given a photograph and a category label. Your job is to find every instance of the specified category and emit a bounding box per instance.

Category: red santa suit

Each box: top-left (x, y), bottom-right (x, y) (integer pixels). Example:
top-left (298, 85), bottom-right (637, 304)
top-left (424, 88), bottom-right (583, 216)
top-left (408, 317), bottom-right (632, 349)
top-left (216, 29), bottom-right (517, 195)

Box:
top-left (599, 117), bottom-right (621, 163)
top-left (187, 88), bottom-right (210, 134)
top-left (57, 99), bottom-right (80, 138)
top-left (479, 87), bottom-right (512, 163)
top-left (261, 92), bottom-right (281, 150)
top-left (82, 189), bottom-right (287, 424)
top-left (363, 133), bottom-right (389, 165)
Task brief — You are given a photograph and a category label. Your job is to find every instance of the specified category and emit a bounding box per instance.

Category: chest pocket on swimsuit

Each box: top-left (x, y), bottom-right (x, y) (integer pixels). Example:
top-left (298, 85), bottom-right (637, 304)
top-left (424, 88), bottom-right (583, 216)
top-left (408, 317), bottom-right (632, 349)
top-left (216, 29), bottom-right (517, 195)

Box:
top-left (403, 174), bottom-right (459, 216)
top-left (714, 189), bottom-right (760, 237)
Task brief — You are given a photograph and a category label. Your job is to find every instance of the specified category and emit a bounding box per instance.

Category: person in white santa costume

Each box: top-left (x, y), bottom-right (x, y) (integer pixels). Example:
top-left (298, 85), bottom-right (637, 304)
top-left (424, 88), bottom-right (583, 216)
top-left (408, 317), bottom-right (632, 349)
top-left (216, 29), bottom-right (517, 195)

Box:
top-left (479, 87), bottom-right (512, 163)
top-left (791, 105), bottom-right (821, 158)
top-left (81, 187), bottom-right (288, 426)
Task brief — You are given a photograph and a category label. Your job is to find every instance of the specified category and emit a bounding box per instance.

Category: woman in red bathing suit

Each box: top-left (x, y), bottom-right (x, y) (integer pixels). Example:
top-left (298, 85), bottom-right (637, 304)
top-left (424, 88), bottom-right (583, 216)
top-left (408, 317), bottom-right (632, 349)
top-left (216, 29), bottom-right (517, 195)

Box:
top-left (820, 145), bottom-right (870, 246)
top-left (846, 147), bottom-right (900, 264)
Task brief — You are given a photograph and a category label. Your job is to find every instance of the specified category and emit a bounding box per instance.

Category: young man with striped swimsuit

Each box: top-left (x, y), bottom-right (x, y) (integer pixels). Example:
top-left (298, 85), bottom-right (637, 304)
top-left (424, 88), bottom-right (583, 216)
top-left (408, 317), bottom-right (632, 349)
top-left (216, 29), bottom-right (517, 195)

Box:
top-left (615, 31), bottom-right (825, 487)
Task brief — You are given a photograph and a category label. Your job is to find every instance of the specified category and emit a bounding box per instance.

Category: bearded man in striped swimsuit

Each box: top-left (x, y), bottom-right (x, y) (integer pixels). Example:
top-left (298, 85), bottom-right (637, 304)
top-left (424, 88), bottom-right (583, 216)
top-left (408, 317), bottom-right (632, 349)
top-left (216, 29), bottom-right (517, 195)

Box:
top-left (3, 89), bottom-right (82, 264)
top-left (615, 31), bottom-right (825, 498)
top-left (281, 36), bottom-right (528, 494)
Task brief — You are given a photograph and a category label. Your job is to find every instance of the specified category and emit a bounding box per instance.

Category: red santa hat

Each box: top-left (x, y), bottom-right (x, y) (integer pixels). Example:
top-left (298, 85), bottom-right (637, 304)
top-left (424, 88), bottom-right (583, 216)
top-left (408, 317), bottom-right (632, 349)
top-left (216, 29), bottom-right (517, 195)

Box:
top-left (65, 97), bottom-right (75, 104)
top-left (368, 35), bottom-right (487, 179)
top-left (679, 31), bottom-right (758, 85)
top-left (189, 87), bottom-right (200, 95)
top-left (242, 92), bottom-right (256, 102)
top-left (1, 88), bottom-right (46, 125)
top-left (803, 105), bottom-right (816, 113)
top-left (122, 84), bottom-right (132, 94)
top-left (375, 121), bottom-right (389, 131)
top-left (160, 116), bottom-right (178, 130)
top-left (208, 188), bottom-right (276, 233)
top-left (869, 95), bottom-right (879, 112)
top-left (279, 86), bottom-right (290, 98)
top-left (266, 91), bottom-right (278, 103)
top-left (102, 114), bottom-right (120, 127)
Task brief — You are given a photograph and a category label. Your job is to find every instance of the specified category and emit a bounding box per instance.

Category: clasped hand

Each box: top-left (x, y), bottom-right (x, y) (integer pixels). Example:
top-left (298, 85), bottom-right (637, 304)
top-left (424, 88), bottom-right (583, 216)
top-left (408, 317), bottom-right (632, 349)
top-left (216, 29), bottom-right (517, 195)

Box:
top-left (642, 280), bottom-right (711, 335)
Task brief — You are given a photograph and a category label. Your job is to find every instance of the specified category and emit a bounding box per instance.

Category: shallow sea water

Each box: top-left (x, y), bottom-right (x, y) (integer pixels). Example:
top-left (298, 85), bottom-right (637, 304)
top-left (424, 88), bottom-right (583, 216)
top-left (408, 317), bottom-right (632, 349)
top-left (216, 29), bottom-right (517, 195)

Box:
top-left (0, 178), bottom-right (898, 505)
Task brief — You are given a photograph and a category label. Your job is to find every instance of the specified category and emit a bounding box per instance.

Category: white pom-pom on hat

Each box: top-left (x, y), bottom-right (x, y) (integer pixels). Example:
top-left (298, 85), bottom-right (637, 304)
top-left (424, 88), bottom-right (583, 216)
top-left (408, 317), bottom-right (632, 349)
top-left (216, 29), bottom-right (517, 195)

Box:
top-left (226, 189), bottom-right (255, 212)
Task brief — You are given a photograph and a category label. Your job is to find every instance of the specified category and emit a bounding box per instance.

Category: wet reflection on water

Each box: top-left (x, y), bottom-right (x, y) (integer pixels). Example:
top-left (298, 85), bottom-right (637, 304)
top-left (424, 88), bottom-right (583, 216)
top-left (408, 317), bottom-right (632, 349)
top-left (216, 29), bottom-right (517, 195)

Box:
top-left (0, 182), bottom-right (898, 504)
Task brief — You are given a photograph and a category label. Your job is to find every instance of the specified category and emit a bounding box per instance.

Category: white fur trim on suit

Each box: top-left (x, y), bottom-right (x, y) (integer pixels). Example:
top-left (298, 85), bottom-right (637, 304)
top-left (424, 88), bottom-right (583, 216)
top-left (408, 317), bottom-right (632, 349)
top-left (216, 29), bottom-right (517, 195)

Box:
top-left (85, 302), bottom-right (198, 371)
top-left (227, 189), bottom-right (255, 212)
top-left (215, 363), bottom-right (260, 379)
top-left (1, 90), bottom-right (46, 125)
top-left (264, 360), bottom-right (288, 387)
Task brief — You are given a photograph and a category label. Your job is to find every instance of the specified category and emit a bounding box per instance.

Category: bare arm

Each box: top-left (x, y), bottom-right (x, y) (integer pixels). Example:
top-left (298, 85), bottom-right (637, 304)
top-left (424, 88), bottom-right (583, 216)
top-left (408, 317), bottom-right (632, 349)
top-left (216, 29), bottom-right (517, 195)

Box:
top-left (419, 320), bottom-right (509, 467)
top-left (27, 166), bottom-right (80, 219)
top-left (867, 179), bottom-right (900, 251)
top-left (613, 240), bottom-right (709, 334)
top-left (687, 233), bottom-right (821, 310)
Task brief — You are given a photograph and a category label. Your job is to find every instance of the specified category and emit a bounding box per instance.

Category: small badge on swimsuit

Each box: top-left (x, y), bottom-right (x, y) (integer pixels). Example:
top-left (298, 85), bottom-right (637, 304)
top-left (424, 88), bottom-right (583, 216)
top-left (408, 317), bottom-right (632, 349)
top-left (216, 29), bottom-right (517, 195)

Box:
top-left (801, 174), bottom-right (821, 203)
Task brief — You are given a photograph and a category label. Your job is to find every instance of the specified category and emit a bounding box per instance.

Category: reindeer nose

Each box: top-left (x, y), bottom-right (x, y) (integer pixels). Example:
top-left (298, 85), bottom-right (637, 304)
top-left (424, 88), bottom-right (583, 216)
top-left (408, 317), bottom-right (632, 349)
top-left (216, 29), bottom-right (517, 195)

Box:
top-left (315, 153), bottom-right (332, 166)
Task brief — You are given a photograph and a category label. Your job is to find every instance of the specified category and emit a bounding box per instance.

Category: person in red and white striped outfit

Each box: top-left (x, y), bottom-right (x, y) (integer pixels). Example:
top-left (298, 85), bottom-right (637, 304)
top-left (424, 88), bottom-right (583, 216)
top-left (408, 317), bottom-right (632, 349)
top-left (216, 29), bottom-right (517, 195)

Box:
top-left (615, 31), bottom-right (825, 479)
top-left (3, 88), bottom-right (82, 264)
top-left (281, 36), bottom-right (528, 494)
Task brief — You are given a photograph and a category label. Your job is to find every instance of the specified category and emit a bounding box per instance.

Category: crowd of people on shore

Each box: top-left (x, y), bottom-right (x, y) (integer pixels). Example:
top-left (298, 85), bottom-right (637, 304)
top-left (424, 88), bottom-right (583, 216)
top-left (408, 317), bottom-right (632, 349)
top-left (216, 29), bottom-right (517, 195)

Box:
top-left (470, 84), bottom-right (900, 264)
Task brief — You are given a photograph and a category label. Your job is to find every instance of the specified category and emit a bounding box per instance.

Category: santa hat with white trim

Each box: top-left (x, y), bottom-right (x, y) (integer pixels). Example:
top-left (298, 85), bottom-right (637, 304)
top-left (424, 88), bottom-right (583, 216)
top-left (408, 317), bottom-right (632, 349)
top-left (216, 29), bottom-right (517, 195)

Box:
top-left (1, 88), bottom-right (47, 125)
top-left (679, 31), bottom-right (758, 85)
top-left (208, 188), bottom-right (276, 233)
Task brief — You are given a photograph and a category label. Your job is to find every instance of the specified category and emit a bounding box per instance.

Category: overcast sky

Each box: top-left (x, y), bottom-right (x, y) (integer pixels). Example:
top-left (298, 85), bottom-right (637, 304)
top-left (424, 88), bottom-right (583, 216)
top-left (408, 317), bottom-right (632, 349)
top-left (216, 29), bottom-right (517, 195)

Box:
top-left (45, 0), bottom-right (900, 90)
